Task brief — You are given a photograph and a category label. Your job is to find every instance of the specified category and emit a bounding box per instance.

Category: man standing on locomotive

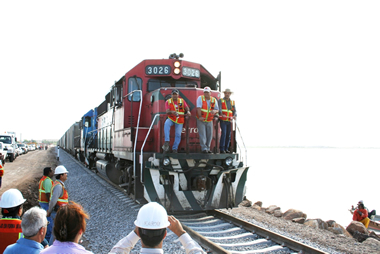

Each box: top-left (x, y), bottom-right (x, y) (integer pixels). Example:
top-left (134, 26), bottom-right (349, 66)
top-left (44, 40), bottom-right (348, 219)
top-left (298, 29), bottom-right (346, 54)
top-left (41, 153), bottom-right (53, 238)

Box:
top-left (218, 88), bottom-right (237, 153)
top-left (162, 89), bottom-right (191, 153)
top-left (196, 86), bottom-right (219, 153)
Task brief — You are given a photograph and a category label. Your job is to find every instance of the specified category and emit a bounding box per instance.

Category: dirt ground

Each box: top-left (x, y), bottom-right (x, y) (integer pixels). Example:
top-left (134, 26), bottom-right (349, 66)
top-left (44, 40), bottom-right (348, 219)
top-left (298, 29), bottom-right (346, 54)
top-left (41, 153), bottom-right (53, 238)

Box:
top-left (0, 148), bottom-right (58, 212)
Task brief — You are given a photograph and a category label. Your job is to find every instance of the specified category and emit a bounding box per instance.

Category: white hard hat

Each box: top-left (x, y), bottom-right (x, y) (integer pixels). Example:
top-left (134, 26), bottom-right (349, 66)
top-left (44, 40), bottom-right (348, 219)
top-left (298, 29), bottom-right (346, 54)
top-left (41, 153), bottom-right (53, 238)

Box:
top-left (55, 165), bottom-right (69, 174)
top-left (0, 189), bottom-right (26, 208)
top-left (134, 202), bottom-right (170, 229)
top-left (203, 86), bottom-right (211, 93)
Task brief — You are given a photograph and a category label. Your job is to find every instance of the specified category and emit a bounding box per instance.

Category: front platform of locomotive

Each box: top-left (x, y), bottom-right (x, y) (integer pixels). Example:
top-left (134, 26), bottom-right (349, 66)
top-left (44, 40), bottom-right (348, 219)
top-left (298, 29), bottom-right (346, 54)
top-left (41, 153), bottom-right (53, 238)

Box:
top-left (140, 54), bottom-right (249, 212)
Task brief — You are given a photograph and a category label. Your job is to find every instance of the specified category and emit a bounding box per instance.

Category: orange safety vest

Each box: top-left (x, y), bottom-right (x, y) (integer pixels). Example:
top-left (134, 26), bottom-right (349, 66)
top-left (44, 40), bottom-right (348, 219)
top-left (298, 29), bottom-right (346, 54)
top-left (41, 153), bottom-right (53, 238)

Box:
top-left (0, 218), bottom-right (23, 253)
top-left (0, 164), bottom-right (3, 177)
top-left (38, 176), bottom-right (53, 203)
top-left (51, 181), bottom-right (69, 207)
top-left (220, 99), bottom-right (235, 121)
top-left (167, 98), bottom-right (185, 124)
top-left (197, 95), bottom-right (216, 122)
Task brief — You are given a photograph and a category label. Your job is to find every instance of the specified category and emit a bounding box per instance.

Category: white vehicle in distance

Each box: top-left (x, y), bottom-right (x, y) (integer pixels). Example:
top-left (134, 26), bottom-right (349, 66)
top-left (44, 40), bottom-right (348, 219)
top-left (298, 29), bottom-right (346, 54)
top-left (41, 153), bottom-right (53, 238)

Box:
top-left (0, 141), bottom-right (7, 164)
top-left (17, 143), bottom-right (28, 154)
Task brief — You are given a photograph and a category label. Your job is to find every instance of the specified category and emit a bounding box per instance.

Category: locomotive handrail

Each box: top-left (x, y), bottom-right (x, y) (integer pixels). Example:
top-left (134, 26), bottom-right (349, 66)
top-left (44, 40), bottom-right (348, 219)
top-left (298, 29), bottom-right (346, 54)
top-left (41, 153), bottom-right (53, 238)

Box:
top-left (140, 113), bottom-right (166, 184)
top-left (123, 89), bottom-right (143, 185)
top-left (235, 121), bottom-right (247, 166)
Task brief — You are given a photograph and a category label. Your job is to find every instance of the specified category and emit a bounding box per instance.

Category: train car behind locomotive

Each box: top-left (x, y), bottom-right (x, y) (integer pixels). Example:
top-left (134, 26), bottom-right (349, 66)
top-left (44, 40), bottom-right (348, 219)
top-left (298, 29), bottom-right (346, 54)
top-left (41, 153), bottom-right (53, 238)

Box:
top-left (60, 53), bottom-right (249, 212)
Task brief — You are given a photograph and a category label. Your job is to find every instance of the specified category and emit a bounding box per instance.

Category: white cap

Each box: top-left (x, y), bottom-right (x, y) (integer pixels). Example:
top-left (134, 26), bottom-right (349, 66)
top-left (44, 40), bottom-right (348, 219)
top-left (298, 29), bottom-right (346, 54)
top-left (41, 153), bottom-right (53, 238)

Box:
top-left (134, 202), bottom-right (170, 229)
top-left (0, 189), bottom-right (26, 208)
top-left (358, 200), bottom-right (363, 204)
top-left (55, 165), bottom-right (69, 174)
top-left (203, 86), bottom-right (211, 93)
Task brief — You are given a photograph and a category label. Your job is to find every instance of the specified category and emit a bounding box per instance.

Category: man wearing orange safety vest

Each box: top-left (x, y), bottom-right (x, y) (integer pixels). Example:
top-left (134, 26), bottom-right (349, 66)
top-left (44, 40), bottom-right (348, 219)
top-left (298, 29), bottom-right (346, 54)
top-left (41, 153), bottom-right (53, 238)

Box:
top-left (0, 188), bottom-right (26, 253)
top-left (38, 167), bottom-right (54, 241)
top-left (47, 165), bottom-right (69, 245)
top-left (218, 88), bottom-right (237, 153)
top-left (196, 86), bottom-right (219, 153)
top-left (162, 89), bottom-right (191, 153)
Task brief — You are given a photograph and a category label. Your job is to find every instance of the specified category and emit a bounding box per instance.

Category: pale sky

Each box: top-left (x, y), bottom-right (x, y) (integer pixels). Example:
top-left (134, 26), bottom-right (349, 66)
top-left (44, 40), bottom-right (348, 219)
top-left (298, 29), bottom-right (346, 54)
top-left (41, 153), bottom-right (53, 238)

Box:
top-left (1, 1), bottom-right (379, 147)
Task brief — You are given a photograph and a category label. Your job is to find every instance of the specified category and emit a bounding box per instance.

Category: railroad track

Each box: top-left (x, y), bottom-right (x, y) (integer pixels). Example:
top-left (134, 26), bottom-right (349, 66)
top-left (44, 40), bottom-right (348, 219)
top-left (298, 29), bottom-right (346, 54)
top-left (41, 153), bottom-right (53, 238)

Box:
top-left (176, 210), bottom-right (328, 254)
top-left (67, 150), bottom-right (327, 254)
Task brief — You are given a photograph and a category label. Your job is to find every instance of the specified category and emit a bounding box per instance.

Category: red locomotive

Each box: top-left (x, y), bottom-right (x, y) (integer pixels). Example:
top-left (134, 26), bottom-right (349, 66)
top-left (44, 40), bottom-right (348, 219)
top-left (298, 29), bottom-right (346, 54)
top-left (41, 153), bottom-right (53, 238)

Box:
top-left (59, 53), bottom-right (249, 211)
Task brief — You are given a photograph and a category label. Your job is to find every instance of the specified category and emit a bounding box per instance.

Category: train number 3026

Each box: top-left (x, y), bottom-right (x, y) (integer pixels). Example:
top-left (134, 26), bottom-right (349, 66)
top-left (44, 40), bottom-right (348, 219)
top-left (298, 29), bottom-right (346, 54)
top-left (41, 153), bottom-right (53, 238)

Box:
top-left (146, 65), bottom-right (171, 75)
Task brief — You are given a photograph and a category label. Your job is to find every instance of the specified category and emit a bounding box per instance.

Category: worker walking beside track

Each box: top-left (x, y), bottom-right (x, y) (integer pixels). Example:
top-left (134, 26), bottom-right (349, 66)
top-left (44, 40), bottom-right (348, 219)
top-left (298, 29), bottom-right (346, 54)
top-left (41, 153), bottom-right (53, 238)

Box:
top-left (109, 202), bottom-right (205, 253)
top-left (38, 167), bottom-right (54, 241)
top-left (0, 189), bottom-right (27, 253)
top-left (47, 165), bottom-right (69, 245)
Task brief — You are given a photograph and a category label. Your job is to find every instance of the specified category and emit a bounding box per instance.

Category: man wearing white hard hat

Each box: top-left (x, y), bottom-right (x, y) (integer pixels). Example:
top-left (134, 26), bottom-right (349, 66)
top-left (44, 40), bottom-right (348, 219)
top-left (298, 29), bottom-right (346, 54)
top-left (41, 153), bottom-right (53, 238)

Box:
top-left (109, 202), bottom-right (205, 253)
top-left (196, 86), bottom-right (219, 154)
top-left (47, 165), bottom-right (69, 245)
top-left (4, 206), bottom-right (48, 253)
top-left (0, 188), bottom-right (27, 253)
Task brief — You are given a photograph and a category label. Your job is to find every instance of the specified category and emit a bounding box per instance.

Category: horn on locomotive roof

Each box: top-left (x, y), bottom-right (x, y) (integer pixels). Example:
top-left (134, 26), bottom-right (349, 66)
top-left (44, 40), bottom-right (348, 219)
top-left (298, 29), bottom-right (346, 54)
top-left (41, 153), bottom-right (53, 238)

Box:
top-left (169, 53), bottom-right (184, 59)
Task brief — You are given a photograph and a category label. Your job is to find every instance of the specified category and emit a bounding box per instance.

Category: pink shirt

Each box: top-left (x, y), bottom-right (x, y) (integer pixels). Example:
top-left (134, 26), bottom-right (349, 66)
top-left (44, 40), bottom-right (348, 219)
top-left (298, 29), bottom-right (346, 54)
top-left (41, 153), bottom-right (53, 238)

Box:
top-left (40, 240), bottom-right (93, 254)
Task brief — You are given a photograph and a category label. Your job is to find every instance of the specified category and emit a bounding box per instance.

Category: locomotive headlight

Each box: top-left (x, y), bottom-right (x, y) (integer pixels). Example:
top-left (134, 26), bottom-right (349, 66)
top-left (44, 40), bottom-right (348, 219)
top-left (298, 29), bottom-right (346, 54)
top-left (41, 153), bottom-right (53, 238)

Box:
top-left (224, 157), bottom-right (233, 167)
top-left (174, 61), bottom-right (181, 67)
top-left (163, 157), bottom-right (171, 166)
top-left (174, 68), bottom-right (181, 75)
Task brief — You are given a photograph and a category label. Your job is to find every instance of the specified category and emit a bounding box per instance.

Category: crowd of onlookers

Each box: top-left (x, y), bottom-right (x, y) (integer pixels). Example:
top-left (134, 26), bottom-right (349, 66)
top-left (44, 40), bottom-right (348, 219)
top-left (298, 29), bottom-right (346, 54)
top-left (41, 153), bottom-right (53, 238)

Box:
top-left (0, 165), bottom-right (206, 254)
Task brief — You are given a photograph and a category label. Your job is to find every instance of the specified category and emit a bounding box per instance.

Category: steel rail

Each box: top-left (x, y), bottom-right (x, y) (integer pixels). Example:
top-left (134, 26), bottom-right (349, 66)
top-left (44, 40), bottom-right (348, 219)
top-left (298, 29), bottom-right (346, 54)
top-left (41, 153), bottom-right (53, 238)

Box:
top-left (209, 209), bottom-right (328, 254)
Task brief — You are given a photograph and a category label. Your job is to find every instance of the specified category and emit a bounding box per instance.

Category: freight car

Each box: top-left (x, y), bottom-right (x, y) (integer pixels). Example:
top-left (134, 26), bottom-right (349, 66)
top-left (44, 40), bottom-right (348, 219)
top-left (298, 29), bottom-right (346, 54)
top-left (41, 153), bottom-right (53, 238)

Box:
top-left (59, 53), bottom-right (249, 212)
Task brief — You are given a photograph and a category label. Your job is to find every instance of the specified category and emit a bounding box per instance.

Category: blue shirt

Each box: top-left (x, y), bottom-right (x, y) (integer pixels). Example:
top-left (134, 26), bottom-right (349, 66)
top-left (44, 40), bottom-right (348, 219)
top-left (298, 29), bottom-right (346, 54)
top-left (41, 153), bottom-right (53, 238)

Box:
top-left (4, 237), bottom-right (44, 254)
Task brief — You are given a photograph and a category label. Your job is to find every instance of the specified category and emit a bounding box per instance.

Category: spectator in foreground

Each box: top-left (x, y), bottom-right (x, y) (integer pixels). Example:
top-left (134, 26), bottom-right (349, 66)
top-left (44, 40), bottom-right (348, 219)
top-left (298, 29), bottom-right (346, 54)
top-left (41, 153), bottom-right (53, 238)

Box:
top-left (0, 189), bottom-right (26, 253)
top-left (4, 206), bottom-right (48, 253)
top-left (47, 165), bottom-right (69, 245)
top-left (41, 201), bottom-right (93, 254)
top-left (38, 166), bottom-right (54, 241)
top-left (109, 202), bottom-right (205, 254)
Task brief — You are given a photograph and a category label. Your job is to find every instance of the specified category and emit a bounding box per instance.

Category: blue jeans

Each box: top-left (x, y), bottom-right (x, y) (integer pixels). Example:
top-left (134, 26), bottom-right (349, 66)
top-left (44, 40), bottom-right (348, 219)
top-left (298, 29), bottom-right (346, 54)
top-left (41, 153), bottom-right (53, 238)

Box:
top-left (39, 202), bottom-right (53, 242)
top-left (49, 211), bottom-right (57, 245)
top-left (219, 121), bottom-right (231, 152)
top-left (164, 119), bottom-right (183, 150)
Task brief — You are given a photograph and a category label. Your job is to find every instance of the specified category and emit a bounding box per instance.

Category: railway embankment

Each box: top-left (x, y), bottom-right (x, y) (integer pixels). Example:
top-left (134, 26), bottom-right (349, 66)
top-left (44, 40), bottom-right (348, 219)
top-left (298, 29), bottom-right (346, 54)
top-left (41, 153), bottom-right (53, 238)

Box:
top-left (232, 199), bottom-right (380, 253)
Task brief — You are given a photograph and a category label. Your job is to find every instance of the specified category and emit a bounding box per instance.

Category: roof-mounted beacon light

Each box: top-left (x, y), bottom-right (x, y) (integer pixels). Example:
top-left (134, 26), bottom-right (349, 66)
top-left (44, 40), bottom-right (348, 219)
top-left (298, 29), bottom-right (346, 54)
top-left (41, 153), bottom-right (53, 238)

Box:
top-left (169, 53), bottom-right (184, 59)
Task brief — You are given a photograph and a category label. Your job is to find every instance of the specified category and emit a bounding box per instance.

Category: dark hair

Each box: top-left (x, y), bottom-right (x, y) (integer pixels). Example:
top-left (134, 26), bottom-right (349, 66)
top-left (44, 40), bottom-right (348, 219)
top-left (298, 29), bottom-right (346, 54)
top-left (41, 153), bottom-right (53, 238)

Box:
top-left (43, 167), bottom-right (52, 176)
top-left (138, 228), bottom-right (166, 248)
top-left (54, 201), bottom-right (89, 242)
top-left (1, 204), bottom-right (23, 217)
top-left (56, 174), bottom-right (63, 180)
top-left (359, 204), bottom-right (364, 209)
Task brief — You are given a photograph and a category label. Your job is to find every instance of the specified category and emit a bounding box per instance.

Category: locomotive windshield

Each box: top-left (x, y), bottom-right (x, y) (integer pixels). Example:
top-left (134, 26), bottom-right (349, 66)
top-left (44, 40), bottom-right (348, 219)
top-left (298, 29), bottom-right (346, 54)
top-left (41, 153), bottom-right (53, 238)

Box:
top-left (147, 79), bottom-right (197, 92)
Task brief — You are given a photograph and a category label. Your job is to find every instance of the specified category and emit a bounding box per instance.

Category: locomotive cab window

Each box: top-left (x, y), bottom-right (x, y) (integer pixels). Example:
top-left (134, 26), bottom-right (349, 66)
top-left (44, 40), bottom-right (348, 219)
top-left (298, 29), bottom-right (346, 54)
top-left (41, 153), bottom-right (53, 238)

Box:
top-left (84, 116), bottom-right (91, 127)
top-left (128, 77), bottom-right (142, 102)
top-left (175, 80), bottom-right (197, 88)
top-left (147, 79), bottom-right (171, 92)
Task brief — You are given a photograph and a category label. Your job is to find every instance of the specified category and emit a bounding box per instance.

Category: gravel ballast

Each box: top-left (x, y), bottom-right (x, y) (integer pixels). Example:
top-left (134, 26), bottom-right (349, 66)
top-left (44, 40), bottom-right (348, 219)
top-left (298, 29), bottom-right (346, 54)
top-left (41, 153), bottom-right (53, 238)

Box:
top-left (61, 150), bottom-right (380, 253)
